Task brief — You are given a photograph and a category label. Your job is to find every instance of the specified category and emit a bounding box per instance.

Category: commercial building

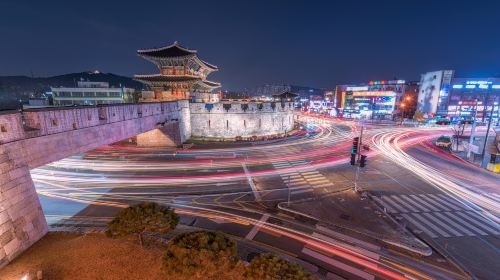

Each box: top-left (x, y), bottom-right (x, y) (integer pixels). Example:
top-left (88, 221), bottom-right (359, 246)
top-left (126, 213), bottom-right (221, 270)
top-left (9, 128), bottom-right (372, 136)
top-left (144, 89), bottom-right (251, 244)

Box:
top-left (416, 70), bottom-right (454, 116)
top-left (336, 80), bottom-right (408, 119)
top-left (51, 81), bottom-right (135, 106)
top-left (416, 70), bottom-right (500, 123)
top-left (446, 78), bottom-right (500, 123)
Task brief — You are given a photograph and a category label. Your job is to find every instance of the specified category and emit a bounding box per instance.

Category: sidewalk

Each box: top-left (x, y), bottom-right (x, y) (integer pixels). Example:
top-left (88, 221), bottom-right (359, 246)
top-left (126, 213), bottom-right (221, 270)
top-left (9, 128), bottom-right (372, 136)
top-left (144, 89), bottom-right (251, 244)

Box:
top-left (278, 190), bottom-right (431, 256)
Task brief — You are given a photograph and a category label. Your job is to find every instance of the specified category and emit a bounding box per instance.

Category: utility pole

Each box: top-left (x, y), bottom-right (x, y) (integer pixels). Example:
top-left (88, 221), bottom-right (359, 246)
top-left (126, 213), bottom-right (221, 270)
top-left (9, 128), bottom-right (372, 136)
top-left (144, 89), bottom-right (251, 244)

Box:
top-left (480, 104), bottom-right (495, 167)
top-left (467, 99), bottom-right (478, 160)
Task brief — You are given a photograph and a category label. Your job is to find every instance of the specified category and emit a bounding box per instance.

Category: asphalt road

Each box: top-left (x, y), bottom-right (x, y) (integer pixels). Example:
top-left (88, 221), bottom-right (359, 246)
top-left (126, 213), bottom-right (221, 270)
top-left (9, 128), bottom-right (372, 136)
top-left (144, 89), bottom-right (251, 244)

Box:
top-left (31, 115), bottom-right (499, 280)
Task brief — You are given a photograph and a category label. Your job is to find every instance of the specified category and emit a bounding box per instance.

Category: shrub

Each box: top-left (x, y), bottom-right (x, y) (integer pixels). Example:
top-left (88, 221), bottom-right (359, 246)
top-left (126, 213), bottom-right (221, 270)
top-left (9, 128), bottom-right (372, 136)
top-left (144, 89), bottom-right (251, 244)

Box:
top-left (163, 230), bottom-right (241, 279)
top-left (245, 253), bottom-right (316, 280)
top-left (106, 202), bottom-right (179, 246)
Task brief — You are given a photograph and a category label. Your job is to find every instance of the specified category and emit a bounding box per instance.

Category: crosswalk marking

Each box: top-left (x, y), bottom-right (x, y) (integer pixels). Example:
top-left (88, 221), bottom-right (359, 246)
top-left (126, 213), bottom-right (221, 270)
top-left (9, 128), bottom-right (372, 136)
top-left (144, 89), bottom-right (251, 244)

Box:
top-left (376, 193), bottom-right (500, 238)
top-left (402, 195), bottom-right (429, 212)
top-left (391, 195), bottom-right (419, 212)
top-left (373, 197), bottom-right (397, 213)
top-left (429, 194), bottom-right (461, 211)
top-left (423, 212), bottom-right (463, 237)
top-left (245, 213), bottom-right (270, 240)
top-left (401, 214), bottom-right (438, 238)
top-left (434, 212), bottom-right (475, 236)
top-left (444, 212), bottom-right (487, 236)
top-left (273, 160), bottom-right (332, 197)
top-left (411, 195), bottom-right (440, 211)
top-left (456, 212), bottom-right (499, 234)
top-left (412, 213), bottom-right (451, 237)
top-left (419, 195), bottom-right (450, 211)
top-left (382, 196), bottom-right (408, 213)
top-left (436, 194), bottom-right (467, 210)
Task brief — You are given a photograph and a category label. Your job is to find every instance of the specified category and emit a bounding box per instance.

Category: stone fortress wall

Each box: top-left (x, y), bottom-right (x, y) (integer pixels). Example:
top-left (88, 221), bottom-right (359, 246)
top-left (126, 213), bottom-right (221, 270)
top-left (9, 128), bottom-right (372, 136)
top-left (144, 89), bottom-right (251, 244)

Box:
top-left (0, 100), bottom-right (190, 267)
top-left (189, 101), bottom-right (295, 139)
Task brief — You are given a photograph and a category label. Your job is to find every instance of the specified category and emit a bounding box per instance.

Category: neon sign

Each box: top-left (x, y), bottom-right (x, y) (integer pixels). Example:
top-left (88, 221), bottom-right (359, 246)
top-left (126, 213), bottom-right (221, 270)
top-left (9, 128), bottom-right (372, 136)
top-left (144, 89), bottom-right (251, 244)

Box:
top-left (452, 85), bottom-right (463, 89)
top-left (466, 81), bottom-right (492, 85)
top-left (346, 86), bottom-right (369, 91)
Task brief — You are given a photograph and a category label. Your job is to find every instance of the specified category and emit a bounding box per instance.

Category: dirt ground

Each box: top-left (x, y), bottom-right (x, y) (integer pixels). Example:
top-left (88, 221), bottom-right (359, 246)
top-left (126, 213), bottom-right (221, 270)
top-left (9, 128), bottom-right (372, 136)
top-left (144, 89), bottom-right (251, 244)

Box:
top-left (0, 232), bottom-right (166, 280)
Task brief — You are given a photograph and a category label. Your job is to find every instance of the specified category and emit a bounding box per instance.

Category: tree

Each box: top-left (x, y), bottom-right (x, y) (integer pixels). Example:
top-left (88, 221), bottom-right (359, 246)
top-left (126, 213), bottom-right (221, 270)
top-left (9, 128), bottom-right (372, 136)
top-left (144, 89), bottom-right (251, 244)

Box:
top-left (106, 202), bottom-right (179, 246)
top-left (163, 230), bottom-right (242, 279)
top-left (245, 253), bottom-right (316, 280)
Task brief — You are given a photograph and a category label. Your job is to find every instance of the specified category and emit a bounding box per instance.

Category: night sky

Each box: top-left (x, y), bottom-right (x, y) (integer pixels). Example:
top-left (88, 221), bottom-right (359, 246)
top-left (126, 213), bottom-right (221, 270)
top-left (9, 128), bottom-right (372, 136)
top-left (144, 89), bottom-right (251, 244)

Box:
top-left (1, 0), bottom-right (500, 90)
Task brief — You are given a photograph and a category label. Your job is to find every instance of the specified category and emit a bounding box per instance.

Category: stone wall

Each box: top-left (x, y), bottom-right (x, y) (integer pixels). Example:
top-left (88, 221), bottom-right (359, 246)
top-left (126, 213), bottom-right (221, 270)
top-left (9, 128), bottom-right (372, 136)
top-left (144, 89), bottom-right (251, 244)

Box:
top-left (189, 101), bottom-right (295, 138)
top-left (0, 100), bottom-right (189, 267)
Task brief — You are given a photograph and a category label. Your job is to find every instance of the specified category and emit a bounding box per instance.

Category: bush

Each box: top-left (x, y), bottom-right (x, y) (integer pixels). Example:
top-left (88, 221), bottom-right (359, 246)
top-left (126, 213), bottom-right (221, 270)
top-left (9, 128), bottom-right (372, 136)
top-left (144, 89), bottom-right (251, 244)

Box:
top-left (163, 230), bottom-right (242, 279)
top-left (106, 202), bottom-right (179, 246)
top-left (245, 253), bottom-right (316, 280)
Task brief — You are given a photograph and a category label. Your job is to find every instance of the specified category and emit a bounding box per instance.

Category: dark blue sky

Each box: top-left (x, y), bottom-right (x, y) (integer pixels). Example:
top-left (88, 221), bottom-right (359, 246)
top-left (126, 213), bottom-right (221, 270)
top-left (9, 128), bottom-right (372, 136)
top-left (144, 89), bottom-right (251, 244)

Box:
top-left (1, 0), bottom-right (500, 90)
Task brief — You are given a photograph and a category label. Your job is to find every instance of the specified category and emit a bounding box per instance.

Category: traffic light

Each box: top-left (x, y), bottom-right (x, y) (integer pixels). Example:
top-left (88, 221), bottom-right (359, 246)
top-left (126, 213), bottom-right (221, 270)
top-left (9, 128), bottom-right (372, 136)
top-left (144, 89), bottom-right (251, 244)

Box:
top-left (350, 153), bottom-right (356, 165)
top-left (359, 155), bottom-right (367, 168)
top-left (352, 137), bottom-right (360, 154)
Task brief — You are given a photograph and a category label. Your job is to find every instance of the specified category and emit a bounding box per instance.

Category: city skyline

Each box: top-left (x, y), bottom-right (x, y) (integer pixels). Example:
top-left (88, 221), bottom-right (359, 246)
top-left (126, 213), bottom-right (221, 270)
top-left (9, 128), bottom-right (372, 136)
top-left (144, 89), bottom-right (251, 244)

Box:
top-left (1, 0), bottom-right (500, 91)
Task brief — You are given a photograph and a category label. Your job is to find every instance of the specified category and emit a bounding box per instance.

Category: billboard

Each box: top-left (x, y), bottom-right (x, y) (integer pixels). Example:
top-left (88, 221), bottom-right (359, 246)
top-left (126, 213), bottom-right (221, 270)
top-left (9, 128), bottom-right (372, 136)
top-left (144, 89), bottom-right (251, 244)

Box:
top-left (417, 71), bottom-right (444, 115)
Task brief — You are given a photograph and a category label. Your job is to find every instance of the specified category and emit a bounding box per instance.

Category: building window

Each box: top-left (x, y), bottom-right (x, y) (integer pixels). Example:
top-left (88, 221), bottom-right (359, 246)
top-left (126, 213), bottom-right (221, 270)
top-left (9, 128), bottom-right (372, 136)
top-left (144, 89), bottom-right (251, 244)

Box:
top-left (244, 119), bottom-right (246, 128)
top-left (259, 118), bottom-right (261, 128)
top-left (88, 115), bottom-right (92, 121)
top-left (0, 125), bottom-right (6, 132)
top-left (226, 120), bottom-right (229, 129)
top-left (52, 119), bottom-right (58, 126)
top-left (208, 119), bottom-right (211, 129)
top-left (72, 123), bottom-right (77, 129)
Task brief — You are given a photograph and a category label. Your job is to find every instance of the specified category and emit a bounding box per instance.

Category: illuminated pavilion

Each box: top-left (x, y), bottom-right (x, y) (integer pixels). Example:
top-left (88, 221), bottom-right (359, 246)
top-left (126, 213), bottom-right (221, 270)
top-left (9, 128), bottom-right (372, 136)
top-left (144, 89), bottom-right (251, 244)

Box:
top-left (135, 41), bottom-right (220, 102)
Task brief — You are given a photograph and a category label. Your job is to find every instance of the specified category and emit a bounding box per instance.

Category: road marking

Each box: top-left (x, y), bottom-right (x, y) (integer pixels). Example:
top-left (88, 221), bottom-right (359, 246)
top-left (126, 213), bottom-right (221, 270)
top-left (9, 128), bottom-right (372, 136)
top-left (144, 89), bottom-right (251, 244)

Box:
top-left (428, 194), bottom-right (461, 211)
top-left (315, 225), bottom-right (380, 251)
top-left (419, 195), bottom-right (450, 211)
top-left (443, 212), bottom-right (487, 236)
top-left (411, 195), bottom-right (440, 211)
top-left (301, 247), bottom-right (375, 280)
top-left (456, 212), bottom-right (499, 234)
top-left (293, 188), bottom-right (314, 194)
top-left (373, 197), bottom-right (397, 213)
top-left (245, 213), bottom-right (270, 240)
top-left (436, 194), bottom-right (468, 210)
top-left (422, 212), bottom-right (463, 237)
top-left (391, 195), bottom-right (419, 212)
top-left (381, 196), bottom-right (408, 213)
top-left (400, 195), bottom-right (429, 212)
top-left (412, 213), bottom-right (451, 237)
top-left (434, 212), bottom-right (475, 236)
top-left (242, 163), bottom-right (261, 202)
top-left (312, 233), bottom-right (380, 260)
top-left (401, 214), bottom-right (438, 238)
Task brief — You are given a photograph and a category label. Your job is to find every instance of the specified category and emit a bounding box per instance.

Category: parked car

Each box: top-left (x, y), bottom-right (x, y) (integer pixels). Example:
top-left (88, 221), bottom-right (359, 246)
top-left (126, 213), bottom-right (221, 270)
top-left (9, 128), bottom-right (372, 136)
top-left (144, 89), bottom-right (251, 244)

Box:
top-left (436, 135), bottom-right (452, 149)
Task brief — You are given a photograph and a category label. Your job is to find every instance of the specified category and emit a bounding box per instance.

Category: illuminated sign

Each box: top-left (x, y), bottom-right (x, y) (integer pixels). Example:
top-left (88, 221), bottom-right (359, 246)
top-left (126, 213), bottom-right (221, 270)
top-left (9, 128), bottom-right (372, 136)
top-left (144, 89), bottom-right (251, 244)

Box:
top-left (452, 85), bottom-right (463, 89)
top-left (465, 85), bottom-right (476, 89)
top-left (479, 84), bottom-right (489, 89)
top-left (368, 80), bottom-right (405, 86)
top-left (352, 91), bottom-right (396, 97)
top-left (492, 85), bottom-right (500, 89)
top-left (346, 86), bottom-right (369, 91)
top-left (466, 81), bottom-right (492, 85)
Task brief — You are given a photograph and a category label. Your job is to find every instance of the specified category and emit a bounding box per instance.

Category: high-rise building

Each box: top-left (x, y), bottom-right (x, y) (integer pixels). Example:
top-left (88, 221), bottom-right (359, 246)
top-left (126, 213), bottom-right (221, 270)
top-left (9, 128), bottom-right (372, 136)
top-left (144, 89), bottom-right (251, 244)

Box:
top-left (134, 41), bottom-right (220, 102)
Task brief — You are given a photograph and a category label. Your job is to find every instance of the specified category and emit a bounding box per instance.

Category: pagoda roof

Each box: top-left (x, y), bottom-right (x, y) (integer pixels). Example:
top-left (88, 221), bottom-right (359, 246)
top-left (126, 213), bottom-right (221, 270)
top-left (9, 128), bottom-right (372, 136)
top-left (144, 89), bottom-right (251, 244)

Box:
top-left (134, 74), bottom-right (201, 83)
top-left (199, 59), bottom-right (218, 70)
top-left (137, 42), bottom-right (197, 58)
top-left (199, 80), bottom-right (221, 88)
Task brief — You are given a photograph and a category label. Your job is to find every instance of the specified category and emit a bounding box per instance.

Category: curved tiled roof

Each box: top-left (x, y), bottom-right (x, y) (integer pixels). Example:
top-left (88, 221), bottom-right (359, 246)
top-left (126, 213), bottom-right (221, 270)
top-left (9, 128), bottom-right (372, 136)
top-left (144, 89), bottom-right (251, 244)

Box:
top-left (137, 42), bottom-right (197, 58)
top-left (134, 74), bottom-right (200, 82)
